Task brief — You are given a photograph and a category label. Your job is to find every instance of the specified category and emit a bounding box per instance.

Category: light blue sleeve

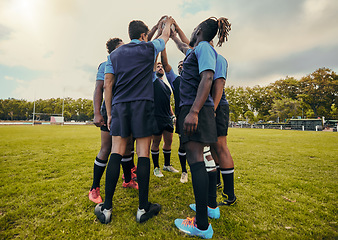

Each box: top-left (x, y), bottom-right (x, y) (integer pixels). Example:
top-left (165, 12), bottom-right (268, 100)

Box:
top-left (195, 42), bottom-right (217, 74)
top-left (186, 48), bottom-right (192, 56)
top-left (151, 38), bottom-right (165, 60)
top-left (165, 69), bottom-right (178, 87)
top-left (214, 55), bottom-right (228, 80)
top-left (104, 56), bottom-right (114, 74)
top-left (96, 62), bottom-right (106, 81)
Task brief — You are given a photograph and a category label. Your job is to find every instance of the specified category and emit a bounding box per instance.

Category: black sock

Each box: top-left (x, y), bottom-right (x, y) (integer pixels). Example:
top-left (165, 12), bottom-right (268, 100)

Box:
top-left (190, 161), bottom-right (209, 230)
top-left (130, 150), bottom-right (135, 168)
top-left (151, 150), bottom-right (159, 168)
top-left (216, 164), bottom-right (221, 185)
top-left (207, 171), bottom-right (217, 208)
top-left (163, 149), bottom-right (171, 166)
top-left (178, 148), bottom-right (187, 173)
top-left (103, 153), bottom-right (122, 210)
top-left (91, 157), bottom-right (108, 190)
top-left (220, 167), bottom-right (235, 200)
top-left (137, 157), bottom-right (150, 210)
top-left (121, 155), bottom-right (132, 183)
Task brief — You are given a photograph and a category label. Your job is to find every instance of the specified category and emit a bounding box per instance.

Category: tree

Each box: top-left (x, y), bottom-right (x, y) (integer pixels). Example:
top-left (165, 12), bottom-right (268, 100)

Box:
top-left (269, 98), bottom-right (302, 122)
top-left (271, 76), bottom-right (299, 100)
top-left (298, 68), bottom-right (338, 118)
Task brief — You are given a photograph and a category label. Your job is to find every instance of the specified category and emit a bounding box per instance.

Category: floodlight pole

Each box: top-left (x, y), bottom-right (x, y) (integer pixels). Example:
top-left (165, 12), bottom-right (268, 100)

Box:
top-left (62, 88), bottom-right (65, 126)
top-left (32, 99), bottom-right (36, 126)
top-left (62, 97), bottom-right (65, 126)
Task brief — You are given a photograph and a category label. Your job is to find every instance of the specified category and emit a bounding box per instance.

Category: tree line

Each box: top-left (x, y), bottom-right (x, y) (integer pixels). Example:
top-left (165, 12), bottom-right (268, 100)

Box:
top-left (1, 68), bottom-right (337, 123)
top-left (0, 97), bottom-right (93, 122)
top-left (225, 68), bottom-right (337, 123)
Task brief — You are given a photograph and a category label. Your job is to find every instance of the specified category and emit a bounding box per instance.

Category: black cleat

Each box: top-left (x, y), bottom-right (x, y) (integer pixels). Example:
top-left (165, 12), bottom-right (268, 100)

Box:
top-left (218, 193), bottom-right (237, 206)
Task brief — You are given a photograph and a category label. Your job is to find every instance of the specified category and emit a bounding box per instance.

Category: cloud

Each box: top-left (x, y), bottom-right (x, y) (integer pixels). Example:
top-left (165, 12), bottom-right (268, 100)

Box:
top-left (0, 0), bottom-right (337, 100)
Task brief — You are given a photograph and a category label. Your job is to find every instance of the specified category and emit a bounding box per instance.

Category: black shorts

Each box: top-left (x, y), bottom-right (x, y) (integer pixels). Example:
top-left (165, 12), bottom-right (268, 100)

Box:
top-left (178, 105), bottom-right (217, 144)
top-left (153, 116), bottom-right (174, 136)
top-left (110, 100), bottom-right (156, 138)
top-left (215, 104), bottom-right (229, 137)
top-left (100, 113), bottom-right (110, 132)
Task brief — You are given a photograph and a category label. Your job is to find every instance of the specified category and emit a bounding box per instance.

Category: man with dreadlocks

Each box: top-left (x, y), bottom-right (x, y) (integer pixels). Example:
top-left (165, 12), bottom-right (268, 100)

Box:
top-left (171, 17), bottom-right (231, 239)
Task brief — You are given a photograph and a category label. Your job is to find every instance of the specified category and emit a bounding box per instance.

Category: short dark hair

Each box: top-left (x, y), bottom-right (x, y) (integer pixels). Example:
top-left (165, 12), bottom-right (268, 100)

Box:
top-left (128, 20), bottom-right (149, 40)
top-left (106, 38), bottom-right (122, 54)
top-left (200, 17), bottom-right (231, 47)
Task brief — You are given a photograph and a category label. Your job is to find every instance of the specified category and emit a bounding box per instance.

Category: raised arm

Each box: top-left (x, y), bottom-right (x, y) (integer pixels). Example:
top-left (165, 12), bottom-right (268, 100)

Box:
top-left (158, 17), bottom-right (174, 44)
top-left (148, 15), bottom-right (167, 41)
top-left (104, 73), bottom-right (115, 130)
top-left (160, 47), bottom-right (172, 73)
top-left (171, 34), bottom-right (190, 55)
top-left (173, 19), bottom-right (190, 45)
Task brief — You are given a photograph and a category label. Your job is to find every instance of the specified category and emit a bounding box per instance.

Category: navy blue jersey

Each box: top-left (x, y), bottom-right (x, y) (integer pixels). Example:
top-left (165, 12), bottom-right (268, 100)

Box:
top-left (153, 77), bottom-right (172, 119)
top-left (106, 39), bottom-right (165, 105)
top-left (214, 54), bottom-right (228, 105)
top-left (166, 69), bottom-right (182, 116)
top-left (180, 41), bottom-right (217, 107)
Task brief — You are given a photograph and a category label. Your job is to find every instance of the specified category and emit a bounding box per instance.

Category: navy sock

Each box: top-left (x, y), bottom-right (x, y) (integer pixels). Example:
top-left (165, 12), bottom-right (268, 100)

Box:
top-left (121, 155), bottom-right (132, 183)
top-left (208, 171), bottom-right (217, 208)
top-left (178, 148), bottom-right (187, 173)
top-left (190, 161), bottom-right (209, 230)
top-left (163, 148), bottom-right (171, 166)
top-left (91, 157), bottom-right (108, 190)
top-left (137, 157), bottom-right (150, 210)
top-left (220, 167), bottom-right (235, 200)
top-left (216, 164), bottom-right (221, 185)
top-left (103, 153), bottom-right (122, 210)
top-left (151, 150), bottom-right (159, 169)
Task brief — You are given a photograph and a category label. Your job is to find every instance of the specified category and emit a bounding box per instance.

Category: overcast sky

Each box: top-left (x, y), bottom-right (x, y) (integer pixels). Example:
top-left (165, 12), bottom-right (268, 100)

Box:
top-left (0, 0), bottom-right (337, 101)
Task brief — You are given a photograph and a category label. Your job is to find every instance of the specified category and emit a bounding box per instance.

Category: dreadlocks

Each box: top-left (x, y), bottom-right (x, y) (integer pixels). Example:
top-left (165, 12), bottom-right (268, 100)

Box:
top-left (200, 17), bottom-right (231, 47)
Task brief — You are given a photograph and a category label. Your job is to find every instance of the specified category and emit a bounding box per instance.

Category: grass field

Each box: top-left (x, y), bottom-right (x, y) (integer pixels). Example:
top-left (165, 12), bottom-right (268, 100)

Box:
top-left (0, 125), bottom-right (337, 239)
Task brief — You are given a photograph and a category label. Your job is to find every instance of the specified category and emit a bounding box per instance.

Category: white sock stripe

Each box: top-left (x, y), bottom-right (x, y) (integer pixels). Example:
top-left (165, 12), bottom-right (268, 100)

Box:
top-left (131, 150), bottom-right (134, 154)
top-left (94, 160), bottom-right (107, 167)
top-left (206, 166), bottom-right (217, 172)
top-left (178, 151), bottom-right (186, 156)
top-left (151, 151), bottom-right (159, 155)
top-left (121, 156), bottom-right (132, 162)
top-left (221, 169), bottom-right (234, 174)
top-left (163, 150), bottom-right (171, 154)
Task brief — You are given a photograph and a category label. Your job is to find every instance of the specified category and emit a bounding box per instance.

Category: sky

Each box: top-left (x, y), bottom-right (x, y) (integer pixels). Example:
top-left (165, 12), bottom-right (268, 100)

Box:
top-left (0, 0), bottom-right (337, 101)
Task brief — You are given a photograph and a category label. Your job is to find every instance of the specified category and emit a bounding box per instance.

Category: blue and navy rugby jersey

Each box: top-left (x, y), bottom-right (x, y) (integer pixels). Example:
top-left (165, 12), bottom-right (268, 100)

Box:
top-left (96, 61), bottom-right (107, 115)
top-left (214, 54), bottom-right (229, 105)
top-left (180, 41), bottom-right (217, 107)
top-left (105, 39), bottom-right (165, 105)
top-left (153, 75), bottom-right (172, 119)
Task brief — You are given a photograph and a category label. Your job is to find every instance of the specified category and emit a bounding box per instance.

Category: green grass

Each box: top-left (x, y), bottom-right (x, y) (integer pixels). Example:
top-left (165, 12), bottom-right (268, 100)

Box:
top-left (0, 125), bottom-right (337, 239)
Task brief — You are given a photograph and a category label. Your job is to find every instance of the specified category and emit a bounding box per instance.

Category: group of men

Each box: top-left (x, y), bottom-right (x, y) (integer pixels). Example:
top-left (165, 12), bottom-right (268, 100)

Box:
top-left (89, 16), bottom-right (235, 239)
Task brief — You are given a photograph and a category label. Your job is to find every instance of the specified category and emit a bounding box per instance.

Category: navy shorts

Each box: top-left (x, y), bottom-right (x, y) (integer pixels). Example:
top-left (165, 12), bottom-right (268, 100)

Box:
top-left (215, 104), bottom-right (229, 137)
top-left (153, 116), bottom-right (174, 136)
top-left (178, 105), bottom-right (217, 144)
top-left (110, 100), bottom-right (155, 138)
top-left (100, 113), bottom-right (110, 132)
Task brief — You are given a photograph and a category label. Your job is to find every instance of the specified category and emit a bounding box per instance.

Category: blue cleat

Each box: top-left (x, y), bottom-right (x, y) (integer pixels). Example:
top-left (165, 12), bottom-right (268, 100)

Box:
top-left (175, 217), bottom-right (213, 239)
top-left (189, 203), bottom-right (220, 219)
